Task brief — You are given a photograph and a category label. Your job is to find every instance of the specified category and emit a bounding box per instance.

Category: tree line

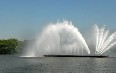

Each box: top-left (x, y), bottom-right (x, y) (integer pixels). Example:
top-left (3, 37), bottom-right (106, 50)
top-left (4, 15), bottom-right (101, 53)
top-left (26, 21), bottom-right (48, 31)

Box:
top-left (0, 38), bottom-right (24, 54)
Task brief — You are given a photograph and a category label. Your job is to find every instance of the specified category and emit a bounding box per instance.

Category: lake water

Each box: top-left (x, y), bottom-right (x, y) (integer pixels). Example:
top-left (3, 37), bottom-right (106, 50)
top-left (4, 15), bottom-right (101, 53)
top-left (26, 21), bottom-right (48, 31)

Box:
top-left (0, 55), bottom-right (116, 73)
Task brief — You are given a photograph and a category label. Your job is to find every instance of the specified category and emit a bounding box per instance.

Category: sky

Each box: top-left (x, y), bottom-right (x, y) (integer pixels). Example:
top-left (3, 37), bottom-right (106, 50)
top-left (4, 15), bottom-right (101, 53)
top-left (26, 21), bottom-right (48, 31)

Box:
top-left (0, 0), bottom-right (116, 40)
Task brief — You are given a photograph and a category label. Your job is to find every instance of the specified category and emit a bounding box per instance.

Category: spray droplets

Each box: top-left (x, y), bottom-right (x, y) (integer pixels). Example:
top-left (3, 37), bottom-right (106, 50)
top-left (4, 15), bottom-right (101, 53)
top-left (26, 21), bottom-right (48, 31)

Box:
top-left (22, 21), bottom-right (116, 57)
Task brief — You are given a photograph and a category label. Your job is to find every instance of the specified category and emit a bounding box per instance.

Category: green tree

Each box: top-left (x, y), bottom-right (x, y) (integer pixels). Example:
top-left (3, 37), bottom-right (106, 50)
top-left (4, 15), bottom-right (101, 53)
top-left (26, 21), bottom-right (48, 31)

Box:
top-left (0, 38), bottom-right (21, 54)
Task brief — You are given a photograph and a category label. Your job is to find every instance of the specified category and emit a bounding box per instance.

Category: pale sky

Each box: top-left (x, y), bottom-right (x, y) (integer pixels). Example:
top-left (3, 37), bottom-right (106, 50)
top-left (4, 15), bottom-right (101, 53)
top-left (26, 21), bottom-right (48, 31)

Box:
top-left (0, 0), bottom-right (116, 40)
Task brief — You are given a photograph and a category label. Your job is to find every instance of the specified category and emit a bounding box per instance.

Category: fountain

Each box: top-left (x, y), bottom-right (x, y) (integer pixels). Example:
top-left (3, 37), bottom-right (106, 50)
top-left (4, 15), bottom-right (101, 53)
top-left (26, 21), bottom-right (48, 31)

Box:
top-left (94, 25), bottom-right (116, 54)
top-left (22, 20), bottom-right (116, 57)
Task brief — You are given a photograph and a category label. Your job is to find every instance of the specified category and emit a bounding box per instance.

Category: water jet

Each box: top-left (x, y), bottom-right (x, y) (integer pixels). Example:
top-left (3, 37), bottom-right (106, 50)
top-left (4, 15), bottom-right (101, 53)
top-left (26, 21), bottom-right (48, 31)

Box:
top-left (22, 20), bottom-right (116, 57)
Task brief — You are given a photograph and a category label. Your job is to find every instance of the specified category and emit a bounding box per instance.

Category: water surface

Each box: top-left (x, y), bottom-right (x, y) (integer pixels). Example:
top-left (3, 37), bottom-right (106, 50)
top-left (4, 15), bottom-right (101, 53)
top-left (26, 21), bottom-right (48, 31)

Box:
top-left (0, 55), bottom-right (116, 73)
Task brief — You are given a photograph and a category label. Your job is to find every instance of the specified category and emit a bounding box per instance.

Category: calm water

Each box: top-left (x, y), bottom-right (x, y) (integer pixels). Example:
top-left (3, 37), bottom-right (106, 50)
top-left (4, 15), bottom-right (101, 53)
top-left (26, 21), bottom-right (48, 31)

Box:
top-left (0, 55), bottom-right (116, 73)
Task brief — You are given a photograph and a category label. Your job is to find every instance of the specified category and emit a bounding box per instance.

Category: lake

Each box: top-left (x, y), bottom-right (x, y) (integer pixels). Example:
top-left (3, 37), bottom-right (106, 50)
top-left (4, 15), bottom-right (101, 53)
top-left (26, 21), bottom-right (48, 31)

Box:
top-left (0, 55), bottom-right (116, 73)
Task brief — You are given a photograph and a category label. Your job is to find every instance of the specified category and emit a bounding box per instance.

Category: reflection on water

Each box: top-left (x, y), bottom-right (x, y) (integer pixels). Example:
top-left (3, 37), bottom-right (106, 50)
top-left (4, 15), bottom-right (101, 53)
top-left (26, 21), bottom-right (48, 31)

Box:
top-left (0, 55), bottom-right (116, 73)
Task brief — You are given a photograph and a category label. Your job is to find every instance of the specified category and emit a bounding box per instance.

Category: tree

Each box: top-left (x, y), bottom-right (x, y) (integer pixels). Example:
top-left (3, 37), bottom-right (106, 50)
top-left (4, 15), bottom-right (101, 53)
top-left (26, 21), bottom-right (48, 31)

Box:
top-left (0, 38), bottom-right (21, 54)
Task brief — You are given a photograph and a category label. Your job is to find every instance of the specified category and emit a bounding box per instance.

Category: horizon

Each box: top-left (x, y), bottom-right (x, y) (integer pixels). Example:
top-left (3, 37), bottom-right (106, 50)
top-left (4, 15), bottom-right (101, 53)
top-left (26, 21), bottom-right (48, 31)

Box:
top-left (0, 0), bottom-right (116, 40)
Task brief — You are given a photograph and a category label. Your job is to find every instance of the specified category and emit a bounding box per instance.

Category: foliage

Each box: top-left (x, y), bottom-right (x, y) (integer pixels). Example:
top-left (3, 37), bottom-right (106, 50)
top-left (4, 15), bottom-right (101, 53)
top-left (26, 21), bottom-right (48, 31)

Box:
top-left (0, 38), bottom-right (22, 54)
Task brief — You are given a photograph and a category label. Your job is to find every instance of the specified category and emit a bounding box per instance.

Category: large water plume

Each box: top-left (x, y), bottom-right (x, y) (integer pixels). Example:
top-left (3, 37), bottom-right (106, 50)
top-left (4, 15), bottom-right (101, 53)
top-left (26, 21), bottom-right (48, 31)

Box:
top-left (22, 21), bottom-right (90, 57)
top-left (22, 21), bottom-right (116, 57)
